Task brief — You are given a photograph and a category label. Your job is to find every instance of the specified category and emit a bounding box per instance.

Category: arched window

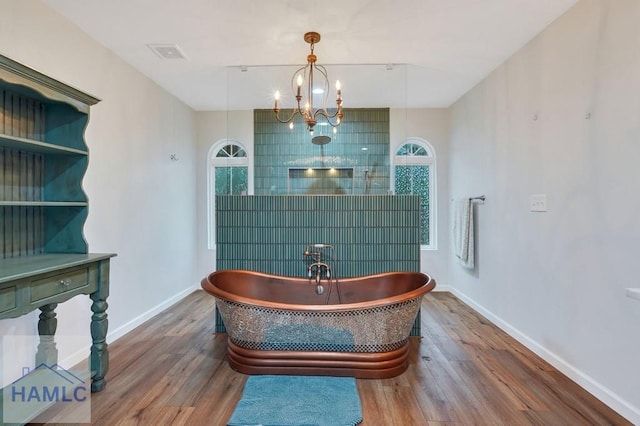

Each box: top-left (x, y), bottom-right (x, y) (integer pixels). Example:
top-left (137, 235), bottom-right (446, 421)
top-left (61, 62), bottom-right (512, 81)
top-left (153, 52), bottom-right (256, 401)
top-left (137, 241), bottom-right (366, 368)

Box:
top-left (393, 138), bottom-right (436, 249)
top-left (208, 140), bottom-right (250, 248)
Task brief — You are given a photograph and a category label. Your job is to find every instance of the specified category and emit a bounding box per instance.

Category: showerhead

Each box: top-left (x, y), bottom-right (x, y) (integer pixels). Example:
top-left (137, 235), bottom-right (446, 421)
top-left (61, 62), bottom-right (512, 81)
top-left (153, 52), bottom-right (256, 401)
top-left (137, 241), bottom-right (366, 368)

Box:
top-left (311, 135), bottom-right (331, 145)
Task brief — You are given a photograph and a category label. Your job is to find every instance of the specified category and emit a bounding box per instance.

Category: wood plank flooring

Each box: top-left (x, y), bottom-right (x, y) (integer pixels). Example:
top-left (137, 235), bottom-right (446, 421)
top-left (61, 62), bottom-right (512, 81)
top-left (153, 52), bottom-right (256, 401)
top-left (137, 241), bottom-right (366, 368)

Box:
top-left (33, 290), bottom-right (631, 425)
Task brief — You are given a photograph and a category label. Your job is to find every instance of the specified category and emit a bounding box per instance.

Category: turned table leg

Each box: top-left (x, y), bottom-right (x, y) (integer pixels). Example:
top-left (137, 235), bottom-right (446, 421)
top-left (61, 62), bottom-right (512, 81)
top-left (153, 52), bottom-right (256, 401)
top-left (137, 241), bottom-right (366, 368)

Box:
top-left (36, 303), bottom-right (58, 367)
top-left (90, 290), bottom-right (109, 392)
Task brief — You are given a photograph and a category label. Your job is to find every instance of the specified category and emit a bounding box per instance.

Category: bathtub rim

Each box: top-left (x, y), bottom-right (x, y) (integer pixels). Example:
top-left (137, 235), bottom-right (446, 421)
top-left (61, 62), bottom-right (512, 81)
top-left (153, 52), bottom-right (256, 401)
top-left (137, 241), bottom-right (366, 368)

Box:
top-left (200, 269), bottom-right (436, 312)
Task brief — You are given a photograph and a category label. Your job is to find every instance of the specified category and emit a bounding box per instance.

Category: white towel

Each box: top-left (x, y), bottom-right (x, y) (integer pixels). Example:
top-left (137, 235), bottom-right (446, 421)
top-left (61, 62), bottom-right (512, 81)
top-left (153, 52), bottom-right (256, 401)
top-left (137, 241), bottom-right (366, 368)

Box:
top-left (452, 198), bottom-right (474, 269)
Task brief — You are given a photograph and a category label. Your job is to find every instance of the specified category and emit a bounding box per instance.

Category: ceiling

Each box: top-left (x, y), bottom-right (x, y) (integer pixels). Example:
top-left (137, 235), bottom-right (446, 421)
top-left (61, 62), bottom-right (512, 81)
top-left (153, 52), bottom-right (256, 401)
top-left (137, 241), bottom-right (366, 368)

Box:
top-left (41, 0), bottom-right (578, 111)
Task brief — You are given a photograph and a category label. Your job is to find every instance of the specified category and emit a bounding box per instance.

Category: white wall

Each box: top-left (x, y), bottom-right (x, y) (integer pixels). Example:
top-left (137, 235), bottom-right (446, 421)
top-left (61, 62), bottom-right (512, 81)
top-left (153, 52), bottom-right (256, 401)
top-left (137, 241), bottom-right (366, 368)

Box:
top-left (448, 0), bottom-right (640, 422)
top-left (0, 0), bottom-right (198, 381)
top-left (391, 108), bottom-right (451, 289)
top-left (195, 110), bottom-right (253, 280)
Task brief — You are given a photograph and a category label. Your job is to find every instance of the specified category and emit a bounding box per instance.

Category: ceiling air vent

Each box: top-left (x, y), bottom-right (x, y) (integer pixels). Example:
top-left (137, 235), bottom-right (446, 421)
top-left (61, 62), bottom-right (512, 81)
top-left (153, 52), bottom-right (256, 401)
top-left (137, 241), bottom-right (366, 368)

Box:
top-left (147, 44), bottom-right (187, 60)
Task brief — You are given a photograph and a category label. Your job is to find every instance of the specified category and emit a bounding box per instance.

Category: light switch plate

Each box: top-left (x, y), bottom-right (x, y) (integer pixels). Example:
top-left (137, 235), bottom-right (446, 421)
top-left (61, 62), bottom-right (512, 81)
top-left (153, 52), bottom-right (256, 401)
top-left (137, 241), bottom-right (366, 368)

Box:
top-left (530, 194), bottom-right (547, 212)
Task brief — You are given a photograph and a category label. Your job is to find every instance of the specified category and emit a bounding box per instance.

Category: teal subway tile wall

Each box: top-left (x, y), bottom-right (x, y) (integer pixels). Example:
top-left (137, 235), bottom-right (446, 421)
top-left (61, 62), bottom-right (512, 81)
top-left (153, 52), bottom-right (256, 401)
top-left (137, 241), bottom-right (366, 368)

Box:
top-left (215, 195), bottom-right (422, 335)
top-left (254, 108), bottom-right (390, 195)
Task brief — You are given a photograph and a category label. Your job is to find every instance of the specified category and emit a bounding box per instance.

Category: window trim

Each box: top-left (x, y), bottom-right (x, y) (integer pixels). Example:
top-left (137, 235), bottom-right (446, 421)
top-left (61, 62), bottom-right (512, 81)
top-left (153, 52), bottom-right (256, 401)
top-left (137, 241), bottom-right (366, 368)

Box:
top-left (392, 137), bottom-right (437, 250)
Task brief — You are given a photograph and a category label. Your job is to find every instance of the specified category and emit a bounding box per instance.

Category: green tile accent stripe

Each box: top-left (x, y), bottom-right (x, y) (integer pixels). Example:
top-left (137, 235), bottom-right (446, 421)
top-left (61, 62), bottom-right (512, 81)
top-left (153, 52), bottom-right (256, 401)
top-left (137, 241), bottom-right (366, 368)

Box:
top-left (215, 195), bottom-right (422, 335)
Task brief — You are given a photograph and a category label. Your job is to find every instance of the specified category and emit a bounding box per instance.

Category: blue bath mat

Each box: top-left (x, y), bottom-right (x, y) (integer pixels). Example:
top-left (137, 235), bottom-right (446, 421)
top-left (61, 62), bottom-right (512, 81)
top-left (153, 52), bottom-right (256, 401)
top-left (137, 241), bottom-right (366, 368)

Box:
top-left (227, 375), bottom-right (363, 426)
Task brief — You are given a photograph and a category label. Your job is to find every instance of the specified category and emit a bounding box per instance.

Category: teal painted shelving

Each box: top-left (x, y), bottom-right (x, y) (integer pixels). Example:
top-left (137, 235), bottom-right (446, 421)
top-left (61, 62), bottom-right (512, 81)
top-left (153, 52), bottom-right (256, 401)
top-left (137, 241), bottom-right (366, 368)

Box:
top-left (0, 133), bottom-right (87, 155)
top-left (0, 54), bottom-right (100, 258)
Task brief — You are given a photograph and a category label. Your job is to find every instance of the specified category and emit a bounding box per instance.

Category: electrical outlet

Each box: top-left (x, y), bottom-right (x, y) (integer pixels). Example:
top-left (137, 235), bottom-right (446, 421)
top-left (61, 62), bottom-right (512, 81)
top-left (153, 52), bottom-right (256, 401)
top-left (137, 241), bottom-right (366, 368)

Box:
top-left (530, 194), bottom-right (547, 212)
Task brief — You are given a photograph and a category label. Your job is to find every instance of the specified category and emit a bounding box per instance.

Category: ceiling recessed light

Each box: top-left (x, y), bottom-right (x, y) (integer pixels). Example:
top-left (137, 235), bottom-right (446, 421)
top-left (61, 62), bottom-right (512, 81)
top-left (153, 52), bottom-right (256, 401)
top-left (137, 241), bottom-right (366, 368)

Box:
top-left (312, 88), bottom-right (324, 94)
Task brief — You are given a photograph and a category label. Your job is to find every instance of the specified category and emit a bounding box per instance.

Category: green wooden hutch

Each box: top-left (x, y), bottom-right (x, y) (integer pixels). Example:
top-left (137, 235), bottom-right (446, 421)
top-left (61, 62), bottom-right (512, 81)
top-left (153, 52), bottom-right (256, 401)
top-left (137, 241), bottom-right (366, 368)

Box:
top-left (0, 53), bottom-right (115, 423)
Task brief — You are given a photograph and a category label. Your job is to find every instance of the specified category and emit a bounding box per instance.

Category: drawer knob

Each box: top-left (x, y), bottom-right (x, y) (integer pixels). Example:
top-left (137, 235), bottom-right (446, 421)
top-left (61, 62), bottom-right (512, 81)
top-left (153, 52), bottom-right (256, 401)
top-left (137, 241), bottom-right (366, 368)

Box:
top-left (59, 279), bottom-right (72, 287)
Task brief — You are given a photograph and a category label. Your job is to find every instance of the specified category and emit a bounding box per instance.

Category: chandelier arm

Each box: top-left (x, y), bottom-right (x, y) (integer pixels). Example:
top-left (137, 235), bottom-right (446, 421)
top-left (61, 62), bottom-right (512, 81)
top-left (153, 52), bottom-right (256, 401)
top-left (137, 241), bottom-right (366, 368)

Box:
top-left (274, 109), bottom-right (301, 124)
top-left (290, 64), bottom-right (307, 94)
top-left (313, 109), bottom-right (342, 126)
top-left (314, 115), bottom-right (341, 128)
top-left (314, 64), bottom-right (331, 109)
top-left (291, 64), bottom-right (307, 109)
top-left (314, 109), bottom-right (339, 119)
top-left (312, 63), bottom-right (343, 126)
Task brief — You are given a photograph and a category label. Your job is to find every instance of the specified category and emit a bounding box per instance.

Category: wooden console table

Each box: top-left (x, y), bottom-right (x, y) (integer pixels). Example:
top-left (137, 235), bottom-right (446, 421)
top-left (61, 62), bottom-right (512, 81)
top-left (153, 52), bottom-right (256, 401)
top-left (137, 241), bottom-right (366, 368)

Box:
top-left (0, 253), bottom-right (115, 392)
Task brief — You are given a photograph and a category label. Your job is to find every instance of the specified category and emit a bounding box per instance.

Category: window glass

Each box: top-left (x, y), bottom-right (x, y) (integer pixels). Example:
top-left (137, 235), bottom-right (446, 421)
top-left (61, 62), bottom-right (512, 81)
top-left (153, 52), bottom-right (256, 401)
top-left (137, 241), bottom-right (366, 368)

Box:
top-left (395, 165), bottom-right (430, 246)
top-left (216, 144), bottom-right (246, 158)
top-left (215, 166), bottom-right (248, 195)
top-left (396, 143), bottom-right (428, 157)
top-left (394, 140), bottom-right (435, 248)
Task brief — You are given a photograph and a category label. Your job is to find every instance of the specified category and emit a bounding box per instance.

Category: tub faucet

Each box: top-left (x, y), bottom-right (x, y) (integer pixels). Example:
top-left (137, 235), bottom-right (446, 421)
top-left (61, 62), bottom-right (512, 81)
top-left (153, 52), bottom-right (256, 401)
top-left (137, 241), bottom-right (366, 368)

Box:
top-left (304, 244), bottom-right (335, 297)
top-left (307, 262), bottom-right (331, 295)
top-left (308, 262), bottom-right (331, 280)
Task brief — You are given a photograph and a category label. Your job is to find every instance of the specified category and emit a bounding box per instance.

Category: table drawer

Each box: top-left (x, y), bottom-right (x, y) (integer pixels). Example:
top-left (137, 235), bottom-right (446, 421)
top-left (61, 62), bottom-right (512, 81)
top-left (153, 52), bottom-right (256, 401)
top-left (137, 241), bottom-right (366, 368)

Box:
top-left (30, 267), bottom-right (90, 302)
top-left (0, 285), bottom-right (17, 314)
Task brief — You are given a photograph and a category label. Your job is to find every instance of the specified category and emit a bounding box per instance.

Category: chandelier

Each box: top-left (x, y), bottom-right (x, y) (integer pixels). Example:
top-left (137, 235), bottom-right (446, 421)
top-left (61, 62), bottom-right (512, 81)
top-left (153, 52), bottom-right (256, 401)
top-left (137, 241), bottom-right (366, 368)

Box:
top-left (273, 32), bottom-right (344, 134)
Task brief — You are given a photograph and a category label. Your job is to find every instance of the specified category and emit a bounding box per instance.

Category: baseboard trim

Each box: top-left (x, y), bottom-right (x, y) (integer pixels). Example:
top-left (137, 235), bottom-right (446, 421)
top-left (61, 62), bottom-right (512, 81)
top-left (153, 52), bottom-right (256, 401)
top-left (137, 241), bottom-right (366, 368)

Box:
top-left (107, 284), bottom-right (200, 344)
top-left (60, 284), bottom-right (201, 370)
top-left (450, 288), bottom-right (640, 425)
top-left (431, 284), bottom-right (452, 292)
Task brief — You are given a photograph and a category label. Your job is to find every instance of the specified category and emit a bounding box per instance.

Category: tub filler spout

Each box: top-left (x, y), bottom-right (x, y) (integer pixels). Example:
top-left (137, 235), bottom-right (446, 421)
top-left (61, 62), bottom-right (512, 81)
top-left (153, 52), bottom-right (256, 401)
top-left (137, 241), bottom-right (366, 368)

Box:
top-left (307, 262), bottom-right (331, 281)
top-left (308, 262), bottom-right (331, 294)
top-left (304, 244), bottom-right (336, 298)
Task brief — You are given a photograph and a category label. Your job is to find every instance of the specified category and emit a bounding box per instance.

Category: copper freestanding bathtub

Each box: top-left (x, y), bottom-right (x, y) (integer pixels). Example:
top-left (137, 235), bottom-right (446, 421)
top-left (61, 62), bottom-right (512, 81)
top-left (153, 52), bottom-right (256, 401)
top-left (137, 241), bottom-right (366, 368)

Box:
top-left (201, 269), bottom-right (436, 379)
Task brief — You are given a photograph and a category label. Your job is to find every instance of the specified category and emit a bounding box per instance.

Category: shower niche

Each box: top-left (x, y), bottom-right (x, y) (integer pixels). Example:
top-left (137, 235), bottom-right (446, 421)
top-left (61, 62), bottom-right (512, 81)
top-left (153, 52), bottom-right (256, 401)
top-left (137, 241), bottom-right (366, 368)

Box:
top-left (288, 167), bottom-right (354, 194)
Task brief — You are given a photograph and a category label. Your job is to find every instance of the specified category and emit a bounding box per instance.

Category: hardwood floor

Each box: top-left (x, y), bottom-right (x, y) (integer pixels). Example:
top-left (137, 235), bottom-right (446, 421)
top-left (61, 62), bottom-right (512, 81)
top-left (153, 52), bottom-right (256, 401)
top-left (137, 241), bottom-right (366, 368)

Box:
top-left (34, 290), bottom-right (631, 425)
